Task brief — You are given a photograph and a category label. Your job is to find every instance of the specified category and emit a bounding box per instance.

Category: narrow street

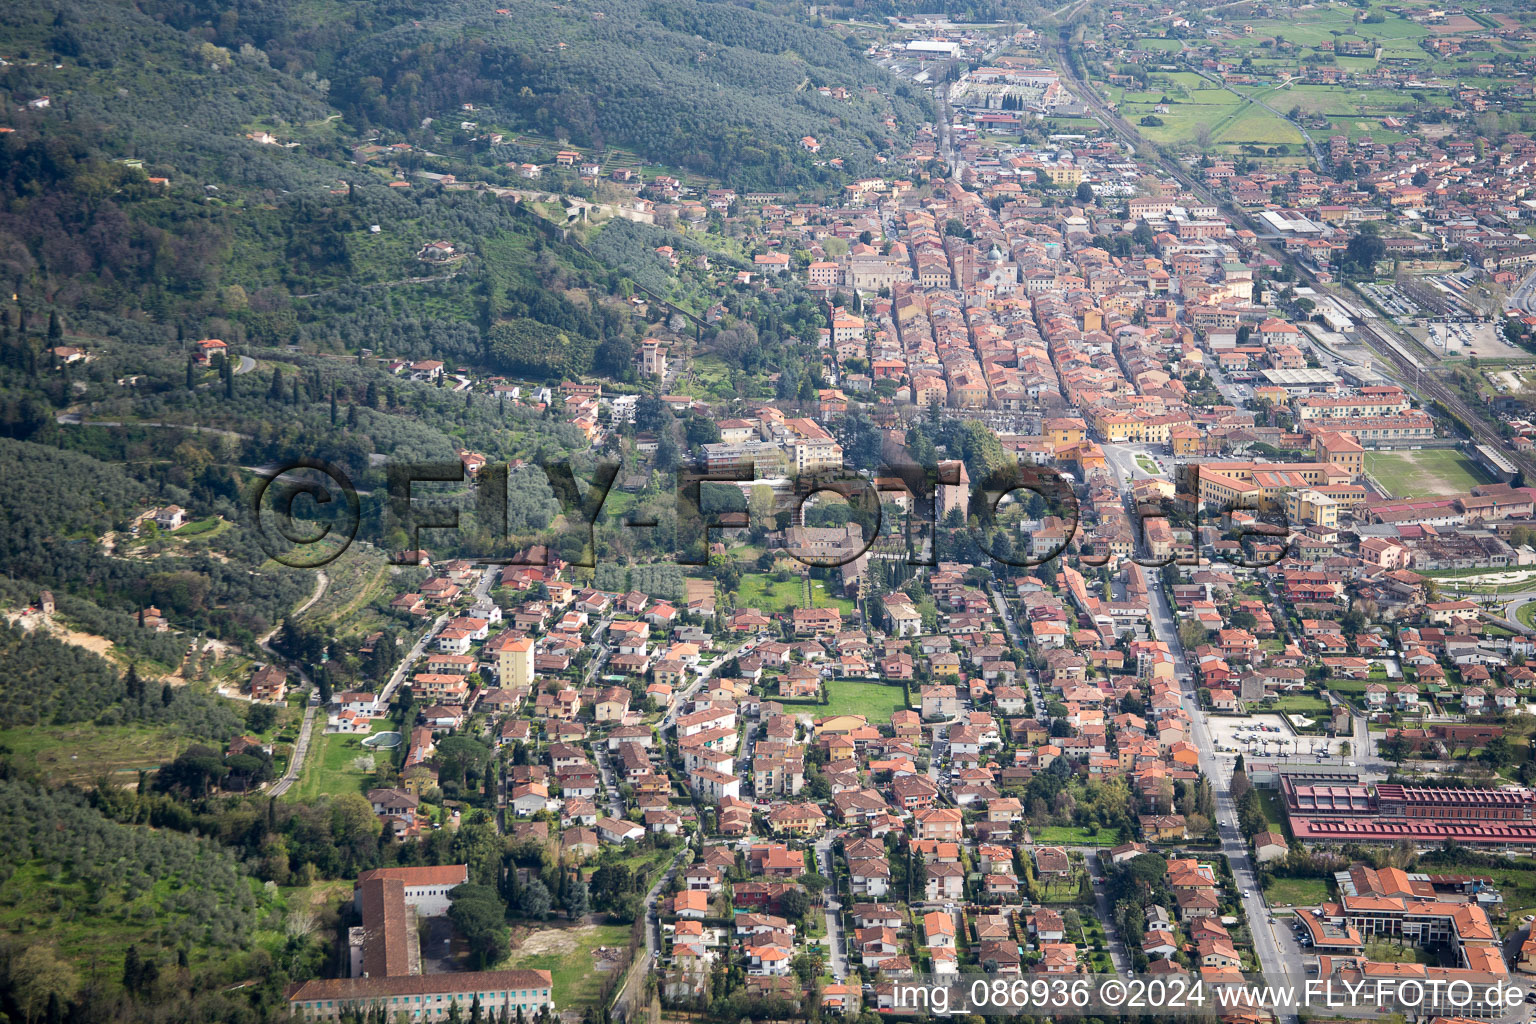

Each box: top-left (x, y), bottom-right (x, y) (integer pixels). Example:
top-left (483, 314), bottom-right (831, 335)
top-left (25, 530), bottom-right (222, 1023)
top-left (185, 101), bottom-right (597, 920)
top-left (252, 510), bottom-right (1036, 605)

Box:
top-left (1071, 847), bottom-right (1130, 973)
top-left (813, 831), bottom-right (849, 979)
top-left (261, 571), bottom-right (328, 798)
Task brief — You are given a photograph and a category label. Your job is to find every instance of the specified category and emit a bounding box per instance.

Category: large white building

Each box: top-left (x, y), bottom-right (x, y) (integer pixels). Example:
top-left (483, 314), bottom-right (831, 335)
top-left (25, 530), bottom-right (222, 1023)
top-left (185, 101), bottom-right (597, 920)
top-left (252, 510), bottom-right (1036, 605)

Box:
top-left (353, 864), bottom-right (469, 918)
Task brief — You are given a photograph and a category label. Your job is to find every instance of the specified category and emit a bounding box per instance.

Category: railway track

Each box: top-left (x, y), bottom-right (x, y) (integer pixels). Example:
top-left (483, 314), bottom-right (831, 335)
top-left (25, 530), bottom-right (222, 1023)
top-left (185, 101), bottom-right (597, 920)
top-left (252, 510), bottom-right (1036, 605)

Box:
top-left (1052, 38), bottom-right (1533, 480)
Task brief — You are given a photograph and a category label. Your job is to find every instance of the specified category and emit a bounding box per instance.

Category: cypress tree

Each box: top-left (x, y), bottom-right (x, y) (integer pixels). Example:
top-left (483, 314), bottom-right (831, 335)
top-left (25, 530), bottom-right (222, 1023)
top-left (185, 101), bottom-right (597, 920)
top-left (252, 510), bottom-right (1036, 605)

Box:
top-left (123, 944), bottom-right (142, 995)
top-left (186, 356), bottom-right (195, 390)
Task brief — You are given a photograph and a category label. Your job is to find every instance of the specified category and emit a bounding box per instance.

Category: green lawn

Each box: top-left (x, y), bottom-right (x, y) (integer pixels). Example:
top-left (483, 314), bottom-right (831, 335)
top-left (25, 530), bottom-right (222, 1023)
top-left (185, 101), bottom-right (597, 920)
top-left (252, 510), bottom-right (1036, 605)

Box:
top-left (1210, 102), bottom-right (1306, 148)
top-left (173, 515), bottom-right (226, 537)
top-left (1032, 825), bottom-right (1123, 847)
top-left (1271, 695), bottom-right (1330, 714)
top-left (502, 923), bottom-right (634, 1010)
top-left (736, 572), bottom-right (804, 615)
top-left (820, 680), bottom-right (908, 720)
top-left (286, 718), bottom-right (397, 801)
top-left (1258, 789), bottom-right (1290, 834)
top-left (1262, 876), bottom-right (1328, 907)
top-left (810, 578), bottom-right (855, 616)
top-left (1364, 938), bottom-right (1436, 964)
top-left (1364, 449), bottom-right (1491, 498)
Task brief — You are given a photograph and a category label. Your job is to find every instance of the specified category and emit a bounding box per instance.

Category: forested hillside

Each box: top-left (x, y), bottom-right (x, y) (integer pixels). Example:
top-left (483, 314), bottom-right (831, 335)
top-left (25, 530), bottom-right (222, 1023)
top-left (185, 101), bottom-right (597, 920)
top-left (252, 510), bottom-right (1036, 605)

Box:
top-left (0, 624), bottom-right (243, 737)
top-left (117, 0), bottom-right (930, 189)
top-left (0, 777), bottom-right (269, 1021)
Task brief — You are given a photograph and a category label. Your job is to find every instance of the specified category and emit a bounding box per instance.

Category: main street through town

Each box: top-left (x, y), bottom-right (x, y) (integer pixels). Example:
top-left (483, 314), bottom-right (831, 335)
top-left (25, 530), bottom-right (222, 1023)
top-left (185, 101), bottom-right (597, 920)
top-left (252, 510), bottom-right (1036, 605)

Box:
top-left (1145, 577), bottom-right (1302, 1012)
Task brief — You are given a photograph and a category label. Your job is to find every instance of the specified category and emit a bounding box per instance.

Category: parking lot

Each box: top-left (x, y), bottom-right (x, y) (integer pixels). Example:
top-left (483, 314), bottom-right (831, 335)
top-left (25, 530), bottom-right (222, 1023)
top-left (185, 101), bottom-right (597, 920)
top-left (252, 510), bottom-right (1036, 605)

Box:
top-left (1204, 713), bottom-right (1349, 760)
top-left (1409, 319), bottom-right (1529, 361)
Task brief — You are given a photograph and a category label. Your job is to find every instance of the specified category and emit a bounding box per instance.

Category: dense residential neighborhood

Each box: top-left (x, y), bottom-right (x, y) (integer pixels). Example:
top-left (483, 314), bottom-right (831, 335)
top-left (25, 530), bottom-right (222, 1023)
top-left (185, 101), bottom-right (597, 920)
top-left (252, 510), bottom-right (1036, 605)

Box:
top-left (15, 0), bottom-right (1536, 1022)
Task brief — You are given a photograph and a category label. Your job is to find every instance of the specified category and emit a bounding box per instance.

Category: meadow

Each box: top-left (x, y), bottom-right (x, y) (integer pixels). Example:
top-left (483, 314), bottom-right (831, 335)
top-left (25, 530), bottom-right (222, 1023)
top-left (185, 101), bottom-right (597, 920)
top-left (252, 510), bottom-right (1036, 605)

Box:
top-left (821, 680), bottom-right (909, 720)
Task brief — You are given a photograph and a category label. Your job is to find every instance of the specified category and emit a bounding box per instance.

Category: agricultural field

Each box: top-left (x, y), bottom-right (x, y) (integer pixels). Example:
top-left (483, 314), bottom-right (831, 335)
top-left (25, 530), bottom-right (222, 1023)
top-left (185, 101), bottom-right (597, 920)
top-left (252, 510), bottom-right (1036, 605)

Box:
top-left (0, 722), bottom-right (194, 785)
top-left (298, 542), bottom-right (393, 633)
top-left (1104, 73), bottom-right (1301, 154)
top-left (1217, 3), bottom-right (1431, 60)
top-left (1364, 449), bottom-right (1491, 497)
top-left (821, 680), bottom-right (909, 720)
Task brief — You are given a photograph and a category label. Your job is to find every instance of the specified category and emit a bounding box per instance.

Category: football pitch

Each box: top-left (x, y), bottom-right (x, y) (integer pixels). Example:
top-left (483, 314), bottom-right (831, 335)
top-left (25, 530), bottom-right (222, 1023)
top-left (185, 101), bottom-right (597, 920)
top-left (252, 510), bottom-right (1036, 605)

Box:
top-left (1365, 449), bottom-right (1491, 498)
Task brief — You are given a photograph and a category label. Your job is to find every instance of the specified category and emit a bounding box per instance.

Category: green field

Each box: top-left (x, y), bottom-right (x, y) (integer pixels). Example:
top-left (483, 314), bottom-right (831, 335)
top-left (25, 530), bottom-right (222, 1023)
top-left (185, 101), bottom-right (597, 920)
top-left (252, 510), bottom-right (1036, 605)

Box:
top-left (1210, 102), bottom-right (1307, 148)
top-left (1226, 3), bottom-right (1430, 59)
top-left (736, 572), bottom-right (804, 614)
top-left (1262, 875), bottom-right (1328, 907)
top-left (503, 922), bottom-right (633, 1010)
top-left (299, 542), bottom-right (392, 630)
top-left (1271, 695), bottom-right (1331, 715)
top-left (1031, 825), bottom-right (1123, 847)
top-left (1107, 73), bottom-right (1301, 153)
top-left (0, 722), bottom-right (190, 785)
top-left (1365, 449), bottom-right (1491, 498)
top-left (1364, 938), bottom-right (1436, 964)
top-left (286, 717), bottom-right (397, 801)
top-left (810, 578), bottom-right (855, 616)
top-left (1258, 789), bottom-right (1290, 834)
top-left (821, 680), bottom-right (908, 720)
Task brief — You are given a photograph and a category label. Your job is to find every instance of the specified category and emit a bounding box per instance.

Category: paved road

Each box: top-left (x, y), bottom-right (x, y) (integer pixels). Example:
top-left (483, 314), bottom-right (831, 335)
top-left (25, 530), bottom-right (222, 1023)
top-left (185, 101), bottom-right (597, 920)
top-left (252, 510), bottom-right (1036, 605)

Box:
top-left (377, 565), bottom-right (495, 709)
top-left (261, 571), bottom-right (328, 797)
top-left (582, 616), bottom-right (614, 688)
top-left (1506, 267), bottom-right (1536, 315)
top-left (1145, 575), bottom-right (1297, 1010)
top-left (592, 743), bottom-right (627, 819)
top-left (1070, 849), bottom-right (1131, 973)
top-left (1101, 442), bottom-right (1173, 487)
top-left (614, 845), bottom-right (692, 1022)
top-left (813, 830), bottom-right (850, 978)
top-left (661, 635), bottom-right (767, 731)
top-left (384, 566), bottom-right (495, 714)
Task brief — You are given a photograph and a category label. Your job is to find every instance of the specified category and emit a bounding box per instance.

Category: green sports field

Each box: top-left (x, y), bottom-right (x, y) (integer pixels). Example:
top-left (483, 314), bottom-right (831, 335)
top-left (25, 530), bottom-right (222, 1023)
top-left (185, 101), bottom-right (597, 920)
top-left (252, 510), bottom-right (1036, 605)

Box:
top-left (1364, 449), bottom-right (1491, 498)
